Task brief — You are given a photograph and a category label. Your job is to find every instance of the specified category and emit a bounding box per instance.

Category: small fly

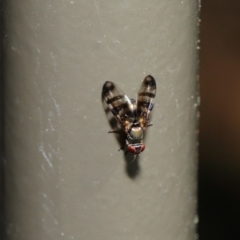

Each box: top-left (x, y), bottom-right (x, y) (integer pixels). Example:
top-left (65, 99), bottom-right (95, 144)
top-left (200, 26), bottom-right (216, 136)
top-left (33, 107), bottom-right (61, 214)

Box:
top-left (102, 75), bottom-right (156, 160)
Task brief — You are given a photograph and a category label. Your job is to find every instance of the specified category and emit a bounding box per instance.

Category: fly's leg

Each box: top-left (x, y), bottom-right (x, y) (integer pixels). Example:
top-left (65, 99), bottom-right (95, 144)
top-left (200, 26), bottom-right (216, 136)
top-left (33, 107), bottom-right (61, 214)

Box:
top-left (124, 139), bottom-right (130, 155)
top-left (129, 154), bottom-right (138, 164)
top-left (119, 146), bottom-right (125, 152)
top-left (108, 129), bottom-right (122, 134)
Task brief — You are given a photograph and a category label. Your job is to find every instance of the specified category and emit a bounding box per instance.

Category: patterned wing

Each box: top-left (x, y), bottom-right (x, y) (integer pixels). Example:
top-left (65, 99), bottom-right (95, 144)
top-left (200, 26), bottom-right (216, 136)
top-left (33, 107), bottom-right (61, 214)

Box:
top-left (137, 75), bottom-right (156, 128)
top-left (102, 81), bottom-right (135, 132)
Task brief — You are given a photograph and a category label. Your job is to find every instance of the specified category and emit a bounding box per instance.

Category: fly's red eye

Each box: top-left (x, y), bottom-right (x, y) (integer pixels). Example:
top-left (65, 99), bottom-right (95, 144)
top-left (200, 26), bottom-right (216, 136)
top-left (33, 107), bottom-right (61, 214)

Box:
top-left (128, 146), bottom-right (136, 153)
top-left (141, 145), bottom-right (145, 152)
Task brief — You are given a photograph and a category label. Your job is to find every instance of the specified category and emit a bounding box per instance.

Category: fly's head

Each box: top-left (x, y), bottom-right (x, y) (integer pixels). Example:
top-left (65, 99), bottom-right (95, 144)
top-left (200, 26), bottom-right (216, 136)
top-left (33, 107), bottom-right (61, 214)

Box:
top-left (127, 143), bottom-right (145, 155)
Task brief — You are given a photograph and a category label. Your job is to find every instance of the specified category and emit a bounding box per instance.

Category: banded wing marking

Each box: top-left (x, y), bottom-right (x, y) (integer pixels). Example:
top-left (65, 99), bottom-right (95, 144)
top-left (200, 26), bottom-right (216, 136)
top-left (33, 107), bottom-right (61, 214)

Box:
top-left (137, 75), bottom-right (156, 128)
top-left (102, 81), bottom-right (135, 132)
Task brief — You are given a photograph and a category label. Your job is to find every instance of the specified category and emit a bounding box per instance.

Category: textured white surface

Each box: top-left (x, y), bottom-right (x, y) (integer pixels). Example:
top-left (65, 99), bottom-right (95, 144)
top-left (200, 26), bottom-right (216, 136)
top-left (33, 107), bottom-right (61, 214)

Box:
top-left (4, 0), bottom-right (199, 239)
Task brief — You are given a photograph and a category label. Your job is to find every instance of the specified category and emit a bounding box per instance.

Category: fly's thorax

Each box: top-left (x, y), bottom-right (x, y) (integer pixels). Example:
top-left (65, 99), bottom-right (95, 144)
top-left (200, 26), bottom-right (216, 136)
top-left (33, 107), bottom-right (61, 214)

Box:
top-left (127, 126), bottom-right (144, 143)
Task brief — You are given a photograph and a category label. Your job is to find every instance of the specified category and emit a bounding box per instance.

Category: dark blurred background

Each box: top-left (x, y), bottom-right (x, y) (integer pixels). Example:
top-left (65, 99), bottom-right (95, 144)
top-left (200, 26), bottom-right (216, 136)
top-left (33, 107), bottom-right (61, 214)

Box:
top-left (199, 0), bottom-right (240, 239)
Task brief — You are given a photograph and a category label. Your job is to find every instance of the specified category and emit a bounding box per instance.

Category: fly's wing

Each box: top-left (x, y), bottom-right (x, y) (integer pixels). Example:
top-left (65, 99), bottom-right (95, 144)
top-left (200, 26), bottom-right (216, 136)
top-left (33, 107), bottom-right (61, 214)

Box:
top-left (137, 75), bottom-right (156, 128)
top-left (102, 81), bottom-right (135, 133)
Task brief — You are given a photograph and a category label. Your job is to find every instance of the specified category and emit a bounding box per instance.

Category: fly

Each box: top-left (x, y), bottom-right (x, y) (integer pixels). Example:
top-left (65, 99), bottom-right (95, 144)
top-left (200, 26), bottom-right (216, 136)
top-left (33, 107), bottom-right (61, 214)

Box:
top-left (102, 75), bottom-right (156, 160)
